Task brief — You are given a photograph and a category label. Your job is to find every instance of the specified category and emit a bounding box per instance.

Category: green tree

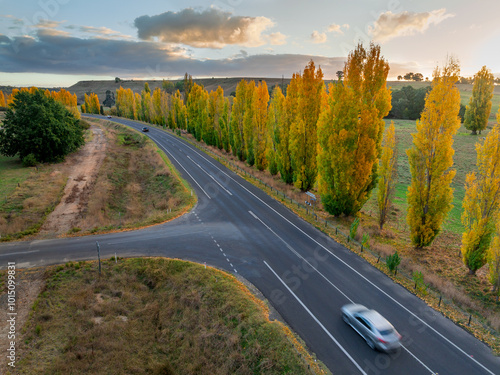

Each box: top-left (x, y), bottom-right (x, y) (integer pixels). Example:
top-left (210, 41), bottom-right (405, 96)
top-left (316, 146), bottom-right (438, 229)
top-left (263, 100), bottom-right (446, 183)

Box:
top-left (406, 58), bottom-right (461, 248)
top-left (317, 42), bottom-right (391, 216)
top-left (0, 89), bottom-right (84, 163)
top-left (461, 111), bottom-right (500, 274)
top-left (464, 66), bottom-right (494, 135)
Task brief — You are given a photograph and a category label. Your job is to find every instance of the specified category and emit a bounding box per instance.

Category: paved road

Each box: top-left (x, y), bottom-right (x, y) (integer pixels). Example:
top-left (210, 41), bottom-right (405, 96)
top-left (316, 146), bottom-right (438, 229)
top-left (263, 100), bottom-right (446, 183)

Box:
top-left (1, 115), bottom-right (499, 375)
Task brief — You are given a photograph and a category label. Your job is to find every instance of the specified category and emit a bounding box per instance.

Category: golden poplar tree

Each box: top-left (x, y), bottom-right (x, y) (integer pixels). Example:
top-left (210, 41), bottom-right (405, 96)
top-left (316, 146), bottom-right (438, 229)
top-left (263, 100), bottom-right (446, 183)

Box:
top-left (461, 110), bottom-right (500, 274)
top-left (266, 86), bottom-right (285, 176)
top-left (134, 93), bottom-right (142, 120)
top-left (289, 60), bottom-right (324, 190)
top-left (0, 91), bottom-right (6, 107)
top-left (84, 93), bottom-right (100, 114)
top-left (407, 58), bottom-right (461, 248)
top-left (151, 88), bottom-right (164, 125)
top-left (243, 81), bottom-right (256, 165)
top-left (277, 75), bottom-right (299, 183)
top-left (377, 121), bottom-right (398, 229)
top-left (464, 66), bottom-right (494, 135)
top-left (229, 80), bottom-right (248, 160)
top-left (253, 81), bottom-right (270, 171)
top-left (317, 43), bottom-right (391, 216)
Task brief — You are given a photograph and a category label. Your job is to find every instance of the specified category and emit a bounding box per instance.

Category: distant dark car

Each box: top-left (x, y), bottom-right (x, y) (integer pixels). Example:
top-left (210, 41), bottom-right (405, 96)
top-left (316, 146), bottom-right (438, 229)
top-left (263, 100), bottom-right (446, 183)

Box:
top-left (142, 127), bottom-right (149, 132)
top-left (107, 115), bottom-right (112, 119)
top-left (341, 304), bottom-right (401, 352)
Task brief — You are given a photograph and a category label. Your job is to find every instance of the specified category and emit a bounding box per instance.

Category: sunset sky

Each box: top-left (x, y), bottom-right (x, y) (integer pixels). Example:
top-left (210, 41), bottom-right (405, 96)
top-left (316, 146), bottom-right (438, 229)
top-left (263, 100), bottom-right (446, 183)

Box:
top-left (0, 0), bottom-right (499, 87)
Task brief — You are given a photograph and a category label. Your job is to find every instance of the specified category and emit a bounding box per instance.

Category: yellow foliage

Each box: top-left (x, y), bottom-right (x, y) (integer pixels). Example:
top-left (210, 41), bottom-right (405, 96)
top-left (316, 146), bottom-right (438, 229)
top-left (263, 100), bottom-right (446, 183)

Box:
top-left (377, 121), bottom-right (397, 229)
top-left (406, 57), bottom-right (461, 248)
top-left (253, 81), bottom-right (270, 171)
top-left (461, 111), bottom-right (500, 273)
top-left (317, 43), bottom-right (391, 216)
top-left (0, 91), bottom-right (5, 107)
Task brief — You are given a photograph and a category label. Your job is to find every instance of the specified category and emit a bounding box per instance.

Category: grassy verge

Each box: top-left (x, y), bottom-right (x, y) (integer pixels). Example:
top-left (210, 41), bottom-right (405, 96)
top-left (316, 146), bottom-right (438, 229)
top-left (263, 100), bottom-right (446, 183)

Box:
top-left (0, 160), bottom-right (67, 241)
top-left (67, 119), bottom-right (195, 235)
top-left (13, 258), bottom-right (328, 375)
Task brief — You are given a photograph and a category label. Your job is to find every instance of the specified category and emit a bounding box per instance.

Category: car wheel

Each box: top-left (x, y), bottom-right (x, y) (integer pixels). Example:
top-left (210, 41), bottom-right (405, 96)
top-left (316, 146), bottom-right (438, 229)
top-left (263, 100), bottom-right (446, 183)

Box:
top-left (366, 338), bottom-right (376, 350)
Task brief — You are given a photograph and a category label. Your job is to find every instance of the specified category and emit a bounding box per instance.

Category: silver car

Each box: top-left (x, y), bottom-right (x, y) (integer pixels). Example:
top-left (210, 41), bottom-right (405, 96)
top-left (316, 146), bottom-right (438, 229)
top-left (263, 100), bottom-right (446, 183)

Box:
top-left (341, 304), bottom-right (402, 352)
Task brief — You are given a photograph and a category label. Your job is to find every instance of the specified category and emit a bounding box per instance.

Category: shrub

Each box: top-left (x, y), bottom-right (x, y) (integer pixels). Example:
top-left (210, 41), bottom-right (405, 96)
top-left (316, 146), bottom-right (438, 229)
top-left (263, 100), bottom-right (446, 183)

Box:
top-left (349, 217), bottom-right (360, 239)
top-left (386, 251), bottom-right (401, 273)
top-left (22, 153), bottom-right (38, 167)
top-left (412, 271), bottom-right (428, 295)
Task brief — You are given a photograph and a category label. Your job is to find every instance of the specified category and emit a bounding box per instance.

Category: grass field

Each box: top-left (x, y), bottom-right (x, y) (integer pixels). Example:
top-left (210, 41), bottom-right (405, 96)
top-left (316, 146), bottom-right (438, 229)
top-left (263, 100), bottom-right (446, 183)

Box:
top-left (11, 258), bottom-right (326, 375)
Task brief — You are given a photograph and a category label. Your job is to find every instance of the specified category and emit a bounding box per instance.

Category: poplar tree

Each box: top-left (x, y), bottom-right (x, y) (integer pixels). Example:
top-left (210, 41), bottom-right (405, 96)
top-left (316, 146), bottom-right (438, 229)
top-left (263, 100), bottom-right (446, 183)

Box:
top-left (229, 80), bottom-right (248, 160)
top-left (243, 81), bottom-right (256, 165)
top-left (317, 43), bottom-right (391, 216)
top-left (464, 66), bottom-right (494, 135)
top-left (406, 58), bottom-right (461, 248)
top-left (377, 121), bottom-right (398, 229)
top-left (461, 110), bottom-right (500, 274)
top-left (277, 75), bottom-right (299, 184)
top-left (253, 81), bottom-right (270, 171)
top-left (0, 91), bottom-right (6, 107)
top-left (289, 61), bottom-right (324, 190)
top-left (267, 86), bottom-right (285, 176)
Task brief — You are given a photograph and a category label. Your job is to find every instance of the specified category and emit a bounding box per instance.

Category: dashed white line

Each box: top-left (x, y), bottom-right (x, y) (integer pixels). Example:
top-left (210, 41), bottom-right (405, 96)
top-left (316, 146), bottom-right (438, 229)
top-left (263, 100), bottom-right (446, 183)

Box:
top-left (264, 260), bottom-right (367, 375)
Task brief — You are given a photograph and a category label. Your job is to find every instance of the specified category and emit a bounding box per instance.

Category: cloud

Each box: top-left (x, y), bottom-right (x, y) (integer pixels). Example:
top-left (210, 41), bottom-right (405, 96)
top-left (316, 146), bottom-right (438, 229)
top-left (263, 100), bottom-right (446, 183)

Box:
top-left (0, 31), bottom-right (346, 78)
top-left (311, 31), bottom-right (327, 44)
top-left (327, 23), bottom-right (349, 34)
top-left (134, 8), bottom-right (285, 48)
top-left (35, 20), bottom-right (62, 29)
top-left (370, 8), bottom-right (454, 43)
top-left (0, 30), bottom-right (415, 80)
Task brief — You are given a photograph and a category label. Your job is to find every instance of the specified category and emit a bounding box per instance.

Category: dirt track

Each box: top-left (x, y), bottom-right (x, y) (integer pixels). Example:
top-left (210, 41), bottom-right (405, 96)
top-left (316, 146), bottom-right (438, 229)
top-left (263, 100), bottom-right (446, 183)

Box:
top-left (38, 125), bottom-right (107, 237)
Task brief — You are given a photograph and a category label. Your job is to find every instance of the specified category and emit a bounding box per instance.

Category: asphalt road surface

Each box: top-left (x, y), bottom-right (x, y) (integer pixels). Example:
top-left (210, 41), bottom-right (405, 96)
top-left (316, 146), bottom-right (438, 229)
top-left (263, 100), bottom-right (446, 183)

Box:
top-left (1, 115), bottom-right (499, 375)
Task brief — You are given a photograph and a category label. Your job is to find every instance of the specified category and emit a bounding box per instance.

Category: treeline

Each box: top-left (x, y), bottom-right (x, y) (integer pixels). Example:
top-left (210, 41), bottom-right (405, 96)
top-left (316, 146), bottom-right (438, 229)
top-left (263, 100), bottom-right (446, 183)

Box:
top-left (109, 44), bottom-right (390, 210)
top-left (0, 87), bottom-right (80, 119)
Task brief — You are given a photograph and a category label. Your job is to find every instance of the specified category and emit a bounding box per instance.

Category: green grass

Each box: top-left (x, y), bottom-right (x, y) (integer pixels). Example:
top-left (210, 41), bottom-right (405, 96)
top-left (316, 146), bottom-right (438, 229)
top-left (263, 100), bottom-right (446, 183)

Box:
top-left (0, 155), bottom-right (33, 200)
top-left (13, 258), bottom-right (326, 375)
top-left (365, 117), bottom-right (493, 235)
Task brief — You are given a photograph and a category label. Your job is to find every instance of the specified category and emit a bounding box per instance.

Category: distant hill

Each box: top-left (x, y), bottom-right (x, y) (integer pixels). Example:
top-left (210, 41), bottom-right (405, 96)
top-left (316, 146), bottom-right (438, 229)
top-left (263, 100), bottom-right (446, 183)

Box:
top-left (67, 78), bottom-right (304, 105)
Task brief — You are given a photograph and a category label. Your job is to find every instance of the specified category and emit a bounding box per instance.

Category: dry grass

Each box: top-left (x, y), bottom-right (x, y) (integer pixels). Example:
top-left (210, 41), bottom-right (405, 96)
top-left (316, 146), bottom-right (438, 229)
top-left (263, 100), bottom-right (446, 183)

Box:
top-left (77, 120), bottom-right (194, 234)
top-left (12, 258), bottom-right (328, 375)
top-left (0, 166), bottom-right (66, 240)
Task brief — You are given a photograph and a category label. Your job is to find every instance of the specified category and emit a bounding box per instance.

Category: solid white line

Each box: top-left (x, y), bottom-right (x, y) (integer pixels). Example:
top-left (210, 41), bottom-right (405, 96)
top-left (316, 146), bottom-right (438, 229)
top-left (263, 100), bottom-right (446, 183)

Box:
top-left (180, 140), bottom-right (495, 375)
top-left (132, 118), bottom-right (494, 375)
top-left (147, 134), bottom-right (211, 199)
top-left (264, 260), bottom-right (367, 375)
top-left (0, 250), bottom-right (39, 257)
top-left (401, 345), bottom-right (436, 375)
top-left (187, 155), bottom-right (233, 196)
top-left (249, 210), bottom-right (354, 304)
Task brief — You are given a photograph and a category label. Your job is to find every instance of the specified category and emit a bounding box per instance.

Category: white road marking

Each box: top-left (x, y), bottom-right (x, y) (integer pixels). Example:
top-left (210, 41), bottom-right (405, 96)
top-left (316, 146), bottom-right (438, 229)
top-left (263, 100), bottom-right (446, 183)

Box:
top-left (182, 141), bottom-right (495, 375)
top-left (132, 118), bottom-right (495, 375)
top-left (401, 345), bottom-right (436, 375)
top-left (0, 250), bottom-right (39, 257)
top-left (264, 260), bottom-right (367, 375)
top-left (187, 155), bottom-right (232, 196)
top-left (147, 134), bottom-right (211, 199)
top-left (249, 210), bottom-right (353, 303)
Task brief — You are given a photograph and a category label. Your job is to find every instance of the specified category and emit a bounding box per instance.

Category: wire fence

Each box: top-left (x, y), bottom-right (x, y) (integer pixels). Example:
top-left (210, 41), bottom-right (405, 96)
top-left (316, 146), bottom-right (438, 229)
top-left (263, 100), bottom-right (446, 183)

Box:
top-left (187, 139), bottom-right (500, 344)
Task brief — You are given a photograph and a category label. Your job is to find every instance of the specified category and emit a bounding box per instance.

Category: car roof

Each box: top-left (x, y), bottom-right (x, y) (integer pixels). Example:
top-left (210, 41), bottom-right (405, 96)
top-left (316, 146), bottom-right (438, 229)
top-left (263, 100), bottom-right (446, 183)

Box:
top-left (362, 310), bottom-right (393, 330)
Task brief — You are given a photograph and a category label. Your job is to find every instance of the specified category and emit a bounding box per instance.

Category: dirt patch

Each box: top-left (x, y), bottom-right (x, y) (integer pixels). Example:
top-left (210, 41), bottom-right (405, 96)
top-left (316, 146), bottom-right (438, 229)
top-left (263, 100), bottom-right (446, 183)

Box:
top-left (38, 125), bottom-right (107, 236)
top-left (0, 269), bottom-right (45, 369)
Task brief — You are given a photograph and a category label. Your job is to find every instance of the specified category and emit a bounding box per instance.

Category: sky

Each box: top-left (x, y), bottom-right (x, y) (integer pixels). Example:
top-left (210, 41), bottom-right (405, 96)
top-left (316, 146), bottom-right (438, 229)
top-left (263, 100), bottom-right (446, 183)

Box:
top-left (0, 0), bottom-right (499, 87)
